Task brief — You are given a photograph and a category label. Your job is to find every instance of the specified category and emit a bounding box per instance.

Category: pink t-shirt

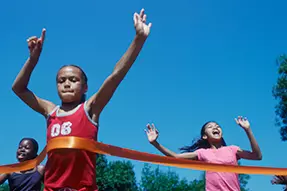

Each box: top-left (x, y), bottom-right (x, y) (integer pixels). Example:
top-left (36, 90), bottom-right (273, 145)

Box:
top-left (195, 145), bottom-right (240, 191)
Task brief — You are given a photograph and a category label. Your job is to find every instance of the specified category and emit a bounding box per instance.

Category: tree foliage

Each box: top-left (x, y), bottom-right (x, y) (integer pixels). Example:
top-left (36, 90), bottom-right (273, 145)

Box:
top-left (273, 54), bottom-right (287, 140)
top-left (140, 164), bottom-right (204, 191)
top-left (96, 154), bottom-right (138, 191)
top-left (0, 184), bottom-right (9, 191)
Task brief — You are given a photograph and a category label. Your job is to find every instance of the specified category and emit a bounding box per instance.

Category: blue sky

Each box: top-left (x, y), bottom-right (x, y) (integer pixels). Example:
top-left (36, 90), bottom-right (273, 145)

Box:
top-left (1, 0), bottom-right (287, 190)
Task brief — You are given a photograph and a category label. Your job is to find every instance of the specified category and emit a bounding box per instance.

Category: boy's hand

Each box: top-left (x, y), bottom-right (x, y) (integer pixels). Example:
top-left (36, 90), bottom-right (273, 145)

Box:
top-left (27, 28), bottom-right (46, 59)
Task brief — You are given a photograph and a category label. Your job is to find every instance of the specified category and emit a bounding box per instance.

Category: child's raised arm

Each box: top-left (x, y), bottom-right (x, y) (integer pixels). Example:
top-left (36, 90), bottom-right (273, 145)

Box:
top-left (145, 123), bottom-right (198, 160)
top-left (12, 29), bottom-right (55, 117)
top-left (235, 116), bottom-right (262, 160)
top-left (86, 9), bottom-right (152, 123)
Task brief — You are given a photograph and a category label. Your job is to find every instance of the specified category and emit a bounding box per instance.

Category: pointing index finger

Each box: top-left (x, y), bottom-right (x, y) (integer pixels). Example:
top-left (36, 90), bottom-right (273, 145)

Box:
top-left (41, 28), bottom-right (46, 43)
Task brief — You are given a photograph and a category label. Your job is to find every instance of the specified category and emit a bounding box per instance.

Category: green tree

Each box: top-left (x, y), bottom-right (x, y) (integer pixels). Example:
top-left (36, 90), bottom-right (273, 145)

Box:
top-left (140, 164), bottom-right (204, 191)
top-left (96, 154), bottom-right (109, 190)
top-left (0, 184), bottom-right (9, 191)
top-left (96, 154), bottom-right (138, 191)
top-left (239, 174), bottom-right (250, 191)
top-left (105, 160), bottom-right (138, 191)
top-left (272, 54), bottom-right (287, 140)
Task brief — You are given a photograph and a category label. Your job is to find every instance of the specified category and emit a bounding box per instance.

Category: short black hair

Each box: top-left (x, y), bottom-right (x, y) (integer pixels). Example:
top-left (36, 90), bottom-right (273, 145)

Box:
top-left (19, 138), bottom-right (39, 157)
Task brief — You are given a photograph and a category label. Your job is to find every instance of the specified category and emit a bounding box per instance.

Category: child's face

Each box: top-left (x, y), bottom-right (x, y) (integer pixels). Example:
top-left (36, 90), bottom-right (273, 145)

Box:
top-left (57, 66), bottom-right (87, 103)
top-left (17, 140), bottom-right (35, 162)
top-left (202, 122), bottom-right (223, 143)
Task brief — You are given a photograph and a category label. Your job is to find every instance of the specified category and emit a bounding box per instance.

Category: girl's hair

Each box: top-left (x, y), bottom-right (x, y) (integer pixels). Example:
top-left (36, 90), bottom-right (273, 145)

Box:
top-left (19, 138), bottom-right (39, 159)
top-left (179, 121), bottom-right (226, 153)
top-left (57, 65), bottom-right (88, 103)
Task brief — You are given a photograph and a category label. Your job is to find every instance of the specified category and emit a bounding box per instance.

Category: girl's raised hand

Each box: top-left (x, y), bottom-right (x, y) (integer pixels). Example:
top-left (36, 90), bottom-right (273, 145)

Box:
top-left (27, 28), bottom-right (46, 59)
top-left (133, 9), bottom-right (152, 37)
top-left (235, 116), bottom-right (250, 130)
top-left (145, 123), bottom-right (159, 143)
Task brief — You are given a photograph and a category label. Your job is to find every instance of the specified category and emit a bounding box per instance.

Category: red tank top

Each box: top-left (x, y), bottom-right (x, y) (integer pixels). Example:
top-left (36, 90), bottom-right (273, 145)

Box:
top-left (44, 102), bottom-right (98, 191)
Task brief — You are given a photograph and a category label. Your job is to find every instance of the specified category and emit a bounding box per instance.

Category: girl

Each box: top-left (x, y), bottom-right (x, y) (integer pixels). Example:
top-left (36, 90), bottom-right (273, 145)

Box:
top-left (145, 116), bottom-right (262, 191)
top-left (0, 138), bottom-right (44, 191)
top-left (12, 9), bottom-right (151, 191)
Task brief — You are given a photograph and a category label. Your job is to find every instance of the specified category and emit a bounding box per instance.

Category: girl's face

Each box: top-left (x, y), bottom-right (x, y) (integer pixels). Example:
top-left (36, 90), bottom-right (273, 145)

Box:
top-left (17, 140), bottom-right (36, 162)
top-left (202, 122), bottom-right (223, 143)
top-left (57, 66), bottom-right (87, 103)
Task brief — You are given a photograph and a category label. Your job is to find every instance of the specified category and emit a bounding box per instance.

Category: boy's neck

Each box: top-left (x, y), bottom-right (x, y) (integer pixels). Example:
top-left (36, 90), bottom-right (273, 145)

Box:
top-left (61, 101), bottom-right (82, 111)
